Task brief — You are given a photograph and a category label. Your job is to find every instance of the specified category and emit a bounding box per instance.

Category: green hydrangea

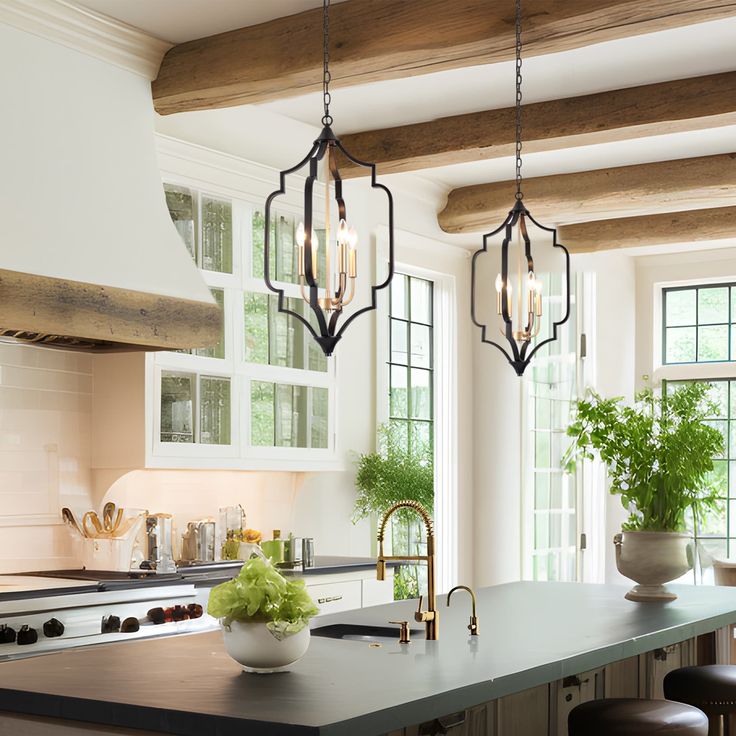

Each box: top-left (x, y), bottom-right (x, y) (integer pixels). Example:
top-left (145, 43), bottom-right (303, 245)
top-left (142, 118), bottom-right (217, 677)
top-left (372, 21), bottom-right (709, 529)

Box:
top-left (207, 557), bottom-right (319, 635)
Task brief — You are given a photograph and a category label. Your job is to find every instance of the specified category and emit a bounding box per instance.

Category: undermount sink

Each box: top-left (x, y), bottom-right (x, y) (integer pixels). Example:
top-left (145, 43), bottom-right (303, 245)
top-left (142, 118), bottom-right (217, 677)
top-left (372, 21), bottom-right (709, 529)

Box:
top-left (312, 623), bottom-right (424, 643)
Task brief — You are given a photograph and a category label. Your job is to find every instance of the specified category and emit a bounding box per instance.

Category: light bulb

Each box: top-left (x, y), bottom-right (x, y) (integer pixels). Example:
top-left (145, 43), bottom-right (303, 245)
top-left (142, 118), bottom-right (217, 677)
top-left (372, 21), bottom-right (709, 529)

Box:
top-left (296, 222), bottom-right (305, 248)
top-left (337, 218), bottom-right (349, 245)
top-left (495, 274), bottom-right (503, 293)
top-left (347, 226), bottom-right (358, 249)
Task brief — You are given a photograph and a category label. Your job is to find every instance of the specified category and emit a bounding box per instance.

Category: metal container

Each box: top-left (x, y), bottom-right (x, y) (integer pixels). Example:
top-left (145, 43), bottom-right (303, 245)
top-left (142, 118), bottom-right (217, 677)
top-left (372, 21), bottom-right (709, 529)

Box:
top-left (180, 520), bottom-right (217, 563)
top-left (302, 538), bottom-right (315, 568)
top-left (143, 513), bottom-right (176, 574)
top-left (284, 536), bottom-right (304, 565)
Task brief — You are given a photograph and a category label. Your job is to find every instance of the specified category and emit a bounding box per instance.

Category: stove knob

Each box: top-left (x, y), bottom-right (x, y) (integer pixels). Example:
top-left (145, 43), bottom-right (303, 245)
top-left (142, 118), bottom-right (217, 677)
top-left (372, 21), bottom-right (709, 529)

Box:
top-left (101, 615), bottom-right (121, 634)
top-left (0, 624), bottom-right (16, 644)
top-left (121, 617), bottom-right (140, 633)
top-left (17, 625), bottom-right (38, 645)
top-left (43, 618), bottom-right (65, 638)
top-left (147, 607), bottom-right (165, 625)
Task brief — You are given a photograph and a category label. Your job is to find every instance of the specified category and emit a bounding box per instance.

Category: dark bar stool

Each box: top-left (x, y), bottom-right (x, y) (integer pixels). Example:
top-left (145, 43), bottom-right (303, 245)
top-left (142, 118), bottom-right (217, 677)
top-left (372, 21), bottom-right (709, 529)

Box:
top-left (569, 698), bottom-right (708, 735)
top-left (665, 665), bottom-right (736, 736)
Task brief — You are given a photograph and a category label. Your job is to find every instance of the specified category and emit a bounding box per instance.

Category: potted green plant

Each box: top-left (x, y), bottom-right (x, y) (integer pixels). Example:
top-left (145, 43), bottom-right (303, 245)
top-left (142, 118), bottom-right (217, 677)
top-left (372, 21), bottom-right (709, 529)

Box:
top-left (208, 556), bottom-right (319, 672)
top-left (353, 424), bottom-right (433, 600)
top-left (564, 382), bottom-right (724, 601)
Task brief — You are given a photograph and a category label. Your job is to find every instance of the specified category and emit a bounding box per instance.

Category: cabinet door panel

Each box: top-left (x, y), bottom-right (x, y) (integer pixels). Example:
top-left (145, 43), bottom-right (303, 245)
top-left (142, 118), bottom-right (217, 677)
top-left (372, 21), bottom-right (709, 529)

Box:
top-left (496, 685), bottom-right (549, 736)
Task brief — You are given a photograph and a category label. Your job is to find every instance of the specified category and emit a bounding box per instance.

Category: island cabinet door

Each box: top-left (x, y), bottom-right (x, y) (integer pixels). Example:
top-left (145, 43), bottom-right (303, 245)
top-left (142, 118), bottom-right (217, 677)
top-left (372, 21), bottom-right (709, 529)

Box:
top-left (0, 712), bottom-right (162, 735)
top-left (551, 668), bottom-right (604, 736)
top-left (641, 639), bottom-right (697, 699)
top-left (385, 702), bottom-right (492, 736)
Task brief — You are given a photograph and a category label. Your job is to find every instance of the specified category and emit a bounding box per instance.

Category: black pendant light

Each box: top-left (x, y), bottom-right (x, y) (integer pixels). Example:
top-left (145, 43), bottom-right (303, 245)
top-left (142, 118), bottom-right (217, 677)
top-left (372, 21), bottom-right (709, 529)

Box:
top-left (262, 0), bottom-right (395, 357)
top-left (470, 0), bottom-right (571, 377)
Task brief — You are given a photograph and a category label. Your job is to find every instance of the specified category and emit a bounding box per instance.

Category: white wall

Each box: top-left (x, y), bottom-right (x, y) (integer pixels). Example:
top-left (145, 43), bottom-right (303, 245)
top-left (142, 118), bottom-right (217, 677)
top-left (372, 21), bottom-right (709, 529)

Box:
top-left (0, 343), bottom-right (93, 572)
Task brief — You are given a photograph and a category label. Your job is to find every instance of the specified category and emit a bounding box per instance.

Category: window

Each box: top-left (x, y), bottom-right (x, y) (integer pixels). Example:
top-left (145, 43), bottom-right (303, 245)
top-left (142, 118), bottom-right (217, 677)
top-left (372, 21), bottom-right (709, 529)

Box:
top-left (663, 284), bottom-right (736, 364)
top-left (388, 274), bottom-right (434, 453)
top-left (665, 379), bottom-right (735, 579)
top-left (156, 182), bottom-right (336, 466)
top-left (523, 273), bottom-right (584, 582)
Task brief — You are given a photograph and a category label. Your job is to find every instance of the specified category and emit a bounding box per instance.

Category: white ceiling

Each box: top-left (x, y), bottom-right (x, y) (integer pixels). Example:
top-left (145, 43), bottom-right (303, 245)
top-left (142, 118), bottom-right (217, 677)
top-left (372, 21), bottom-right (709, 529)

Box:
top-left (76, 0), bottom-right (347, 43)
top-left (75, 1), bottom-right (736, 244)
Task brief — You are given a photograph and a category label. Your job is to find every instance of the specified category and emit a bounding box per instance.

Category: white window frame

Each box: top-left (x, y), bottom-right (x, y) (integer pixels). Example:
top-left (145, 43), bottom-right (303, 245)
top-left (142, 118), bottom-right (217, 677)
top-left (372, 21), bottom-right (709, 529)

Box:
top-left (147, 156), bottom-right (340, 471)
top-left (375, 229), bottom-right (459, 594)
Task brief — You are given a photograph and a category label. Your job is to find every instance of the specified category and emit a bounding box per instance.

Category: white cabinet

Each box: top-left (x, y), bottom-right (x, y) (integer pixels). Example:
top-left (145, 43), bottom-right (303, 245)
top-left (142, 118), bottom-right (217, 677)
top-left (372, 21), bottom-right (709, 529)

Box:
top-left (305, 568), bottom-right (395, 616)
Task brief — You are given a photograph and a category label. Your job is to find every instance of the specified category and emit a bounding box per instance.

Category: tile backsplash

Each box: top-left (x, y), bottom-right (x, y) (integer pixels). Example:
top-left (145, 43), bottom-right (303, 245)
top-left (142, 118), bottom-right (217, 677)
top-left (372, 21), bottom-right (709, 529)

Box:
top-left (0, 343), bottom-right (93, 572)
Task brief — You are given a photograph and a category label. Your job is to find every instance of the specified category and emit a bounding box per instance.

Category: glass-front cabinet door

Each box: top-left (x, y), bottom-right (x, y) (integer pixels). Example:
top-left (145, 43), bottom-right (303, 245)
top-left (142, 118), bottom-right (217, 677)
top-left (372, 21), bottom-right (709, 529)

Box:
top-left (151, 182), bottom-right (337, 469)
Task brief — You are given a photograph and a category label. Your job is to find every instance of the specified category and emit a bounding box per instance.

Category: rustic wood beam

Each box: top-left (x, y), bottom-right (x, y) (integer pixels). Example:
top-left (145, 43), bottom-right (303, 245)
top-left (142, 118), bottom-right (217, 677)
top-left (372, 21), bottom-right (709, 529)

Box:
top-left (338, 73), bottom-right (736, 177)
top-left (438, 153), bottom-right (736, 234)
top-left (152, 0), bottom-right (736, 115)
top-left (559, 207), bottom-right (736, 253)
top-left (0, 269), bottom-right (222, 352)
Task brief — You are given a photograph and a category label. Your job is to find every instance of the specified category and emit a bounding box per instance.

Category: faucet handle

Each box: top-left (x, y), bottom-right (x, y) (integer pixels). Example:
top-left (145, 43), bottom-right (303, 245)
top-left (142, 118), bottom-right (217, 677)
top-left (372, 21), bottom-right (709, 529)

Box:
top-left (414, 595), bottom-right (435, 623)
top-left (389, 620), bottom-right (411, 643)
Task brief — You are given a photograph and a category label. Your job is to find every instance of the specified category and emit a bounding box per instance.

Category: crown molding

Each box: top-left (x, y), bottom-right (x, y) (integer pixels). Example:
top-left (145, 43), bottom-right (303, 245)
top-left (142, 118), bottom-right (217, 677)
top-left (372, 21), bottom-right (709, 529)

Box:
top-left (0, 0), bottom-right (171, 79)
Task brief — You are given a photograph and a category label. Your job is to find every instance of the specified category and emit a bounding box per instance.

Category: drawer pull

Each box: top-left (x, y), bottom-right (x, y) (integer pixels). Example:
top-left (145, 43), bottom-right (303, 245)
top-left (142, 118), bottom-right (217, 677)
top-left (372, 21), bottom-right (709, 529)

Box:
top-left (317, 595), bottom-right (343, 604)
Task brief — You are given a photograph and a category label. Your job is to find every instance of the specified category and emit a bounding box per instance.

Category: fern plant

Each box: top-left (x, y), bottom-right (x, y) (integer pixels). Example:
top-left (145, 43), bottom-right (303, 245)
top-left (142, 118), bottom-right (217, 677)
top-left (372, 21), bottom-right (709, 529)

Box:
top-left (563, 382), bottom-right (724, 532)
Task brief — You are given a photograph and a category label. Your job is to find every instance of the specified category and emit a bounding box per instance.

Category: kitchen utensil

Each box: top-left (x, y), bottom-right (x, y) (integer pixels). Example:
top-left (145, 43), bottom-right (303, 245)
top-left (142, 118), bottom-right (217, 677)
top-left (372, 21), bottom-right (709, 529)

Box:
top-left (79, 513), bottom-right (146, 571)
top-left (180, 519), bottom-right (217, 563)
top-left (82, 511), bottom-right (106, 538)
top-left (61, 508), bottom-right (84, 538)
top-left (102, 502), bottom-right (124, 534)
top-left (82, 507), bottom-right (124, 538)
top-left (142, 513), bottom-right (177, 574)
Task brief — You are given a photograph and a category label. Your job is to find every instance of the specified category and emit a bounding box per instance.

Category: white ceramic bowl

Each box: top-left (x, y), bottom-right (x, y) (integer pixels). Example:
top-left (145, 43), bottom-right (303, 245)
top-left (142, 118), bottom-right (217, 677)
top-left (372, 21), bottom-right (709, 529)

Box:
top-left (220, 619), bottom-right (310, 673)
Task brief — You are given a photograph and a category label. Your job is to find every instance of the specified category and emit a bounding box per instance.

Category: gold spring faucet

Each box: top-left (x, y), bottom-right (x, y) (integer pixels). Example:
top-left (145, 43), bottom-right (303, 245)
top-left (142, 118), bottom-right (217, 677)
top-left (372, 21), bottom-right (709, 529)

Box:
top-left (376, 500), bottom-right (438, 640)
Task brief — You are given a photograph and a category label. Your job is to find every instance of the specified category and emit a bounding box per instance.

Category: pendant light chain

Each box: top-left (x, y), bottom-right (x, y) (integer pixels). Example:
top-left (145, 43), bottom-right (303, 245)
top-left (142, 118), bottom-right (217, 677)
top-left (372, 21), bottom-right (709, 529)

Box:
top-left (322, 0), bottom-right (333, 126)
top-left (514, 0), bottom-right (523, 201)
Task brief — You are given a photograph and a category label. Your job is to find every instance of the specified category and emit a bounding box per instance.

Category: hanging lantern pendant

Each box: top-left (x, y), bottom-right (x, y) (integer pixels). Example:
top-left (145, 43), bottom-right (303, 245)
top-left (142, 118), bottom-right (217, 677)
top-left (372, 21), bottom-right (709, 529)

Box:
top-left (470, 0), bottom-right (571, 377)
top-left (262, 0), bottom-right (395, 358)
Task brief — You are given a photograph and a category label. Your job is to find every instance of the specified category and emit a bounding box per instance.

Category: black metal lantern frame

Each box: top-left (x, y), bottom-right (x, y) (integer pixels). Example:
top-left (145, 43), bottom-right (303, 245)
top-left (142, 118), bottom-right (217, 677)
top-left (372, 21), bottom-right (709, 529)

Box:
top-left (471, 199), bottom-right (571, 376)
top-left (263, 125), bottom-right (395, 357)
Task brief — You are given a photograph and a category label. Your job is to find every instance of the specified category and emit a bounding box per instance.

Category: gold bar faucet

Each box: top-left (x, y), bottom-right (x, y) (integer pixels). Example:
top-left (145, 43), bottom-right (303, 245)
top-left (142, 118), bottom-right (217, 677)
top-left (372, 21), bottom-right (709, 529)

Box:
top-left (376, 500), bottom-right (438, 640)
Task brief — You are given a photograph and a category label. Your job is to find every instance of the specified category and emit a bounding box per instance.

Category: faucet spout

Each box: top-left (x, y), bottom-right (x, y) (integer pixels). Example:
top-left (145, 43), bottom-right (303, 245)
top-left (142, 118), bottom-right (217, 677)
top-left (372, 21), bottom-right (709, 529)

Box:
top-left (376, 500), bottom-right (438, 640)
top-left (447, 584), bottom-right (479, 635)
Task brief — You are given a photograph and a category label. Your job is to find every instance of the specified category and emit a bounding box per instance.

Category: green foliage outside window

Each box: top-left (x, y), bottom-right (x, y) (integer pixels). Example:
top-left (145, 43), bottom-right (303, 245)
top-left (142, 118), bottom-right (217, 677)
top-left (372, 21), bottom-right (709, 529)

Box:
top-left (353, 424), bottom-right (433, 599)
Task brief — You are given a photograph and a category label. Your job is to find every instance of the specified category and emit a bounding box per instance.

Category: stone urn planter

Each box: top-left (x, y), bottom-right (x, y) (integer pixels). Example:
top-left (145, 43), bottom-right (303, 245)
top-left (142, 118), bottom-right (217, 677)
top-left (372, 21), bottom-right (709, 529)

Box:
top-left (220, 619), bottom-right (311, 674)
top-left (614, 531), bottom-right (694, 602)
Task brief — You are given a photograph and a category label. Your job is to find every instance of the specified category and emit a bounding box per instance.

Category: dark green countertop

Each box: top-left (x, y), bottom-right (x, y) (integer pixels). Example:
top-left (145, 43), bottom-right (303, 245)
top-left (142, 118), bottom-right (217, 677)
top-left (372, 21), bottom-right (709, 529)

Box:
top-left (1, 581), bottom-right (736, 735)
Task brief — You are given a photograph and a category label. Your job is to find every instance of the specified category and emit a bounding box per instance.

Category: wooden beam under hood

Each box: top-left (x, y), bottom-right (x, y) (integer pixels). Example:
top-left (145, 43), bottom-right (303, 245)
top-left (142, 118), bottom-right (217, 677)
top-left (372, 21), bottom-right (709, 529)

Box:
top-left (438, 153), bottom-right (736, 234)
top-left (337, 72), bottom-right (736, 177)
top-left (0, 269), bottom-right (222, 352)
top-left (558, 206), bottom-right (736, 253)
top-left (151, 0), bottom-right (736, 114)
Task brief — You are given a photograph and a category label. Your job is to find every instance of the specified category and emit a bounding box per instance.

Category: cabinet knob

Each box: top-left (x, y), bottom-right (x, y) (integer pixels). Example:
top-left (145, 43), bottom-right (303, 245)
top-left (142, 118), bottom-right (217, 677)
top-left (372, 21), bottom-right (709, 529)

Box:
top-left (389, 620), bottom-right (411, 643)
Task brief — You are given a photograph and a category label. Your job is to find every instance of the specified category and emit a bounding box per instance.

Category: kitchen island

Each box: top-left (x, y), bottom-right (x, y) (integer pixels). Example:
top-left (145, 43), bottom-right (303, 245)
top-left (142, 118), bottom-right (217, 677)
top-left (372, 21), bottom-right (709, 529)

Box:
top-left (1, 581), bottom-right (736, 736)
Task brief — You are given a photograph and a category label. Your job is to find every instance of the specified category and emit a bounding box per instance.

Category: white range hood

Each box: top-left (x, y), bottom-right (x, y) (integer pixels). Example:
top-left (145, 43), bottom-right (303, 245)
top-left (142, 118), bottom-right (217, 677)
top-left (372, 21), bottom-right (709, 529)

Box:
top-left (0, 4), bottom-right (221, 351)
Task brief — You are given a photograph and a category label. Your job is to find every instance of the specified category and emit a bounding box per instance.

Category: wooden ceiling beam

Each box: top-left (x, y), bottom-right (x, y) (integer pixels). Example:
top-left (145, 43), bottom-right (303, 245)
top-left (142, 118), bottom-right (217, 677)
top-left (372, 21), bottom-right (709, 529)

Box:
top-left (152, 0), bottom-right (736, 115)
top-left (438, 153), bottom-right (736, 234)
top-left (559, 207), bottom-right (736, 253)
top-left (338, 72), bottom-right (736, 177)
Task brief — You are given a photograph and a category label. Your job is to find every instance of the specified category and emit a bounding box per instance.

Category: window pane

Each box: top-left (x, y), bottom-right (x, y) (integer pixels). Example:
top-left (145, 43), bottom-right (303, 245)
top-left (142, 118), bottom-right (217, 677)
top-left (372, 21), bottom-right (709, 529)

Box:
top-left (200, 376), bottom-right (231, 445)
top-left (665, 326), bottom-right (696, 363)
top-left (160, 372), bottom-right (194, 443)
top-left (535, 472), bottom-right (550, 509)
top-left (705, 381), bottom-right (729, 418)
top-left (391, 319), bottom-right (408, 365)
top-left (311, 387), bottom-right (329, 449)
top-left (390, 419), bottom-right (409, 451)
top-left (698, 324), bottom-right (729, 362)
top-left (244, 292), bottom-right (269, 364)
top-left (390, 365), bottom-right (408, 418)
top-left (410, 323), bottom-right (432, 368)
top-left (194, 289), bottom-right (225, 359)
top-left (251, 210), bottom-right (270, 280)
top-left (201, 195), bottom-right (233, 273)
top-left (710, 459), bottom-right (728, 496)
top-left (164, 184), bottom-right (197, 261)
top-left (244, 293), bottom-right (327, 372)
top-left (410, 368), bottom-right (432, 419)
top-left (410, 421), bottom-right (432, 454)
top-left (665, 289), bottom-right (696, 327)
top-left (698, 287), bottom-right (729, 324)
top-left (410, 278), bottom-right (432, 324)
top-left (250, 381), bottom-right (275, 446)
top-left (391, 274), bottom-right (408, 320)
top-left (705, 420), bottom-right (728, 459)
